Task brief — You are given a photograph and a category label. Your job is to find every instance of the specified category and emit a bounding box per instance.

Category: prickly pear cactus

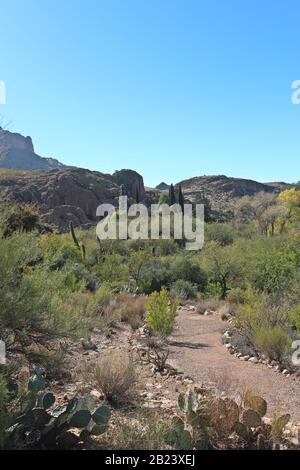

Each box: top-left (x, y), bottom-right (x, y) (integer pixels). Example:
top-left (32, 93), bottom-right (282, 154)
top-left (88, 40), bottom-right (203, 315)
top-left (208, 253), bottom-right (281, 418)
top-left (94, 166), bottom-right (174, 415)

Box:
top-left (3, 374), bottom-right (111, 450)
top-left (166, 417), bottom-right (193, 450)
top-left (244, 391), bottom-right (267, 417)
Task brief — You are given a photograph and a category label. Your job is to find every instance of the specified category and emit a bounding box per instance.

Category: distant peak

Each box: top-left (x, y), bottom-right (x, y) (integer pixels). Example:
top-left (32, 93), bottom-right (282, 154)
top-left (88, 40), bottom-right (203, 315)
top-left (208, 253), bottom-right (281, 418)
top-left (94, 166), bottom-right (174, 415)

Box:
top-left (0, 128), bottom-right (68, 172)
top-left (155, 182), bottom-right (170, 190)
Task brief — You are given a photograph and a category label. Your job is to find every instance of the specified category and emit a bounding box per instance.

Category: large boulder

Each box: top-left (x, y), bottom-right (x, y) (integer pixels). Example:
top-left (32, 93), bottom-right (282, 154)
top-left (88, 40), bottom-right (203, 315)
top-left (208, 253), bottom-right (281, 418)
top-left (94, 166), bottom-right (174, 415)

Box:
top-left (112, 169), bottom-right (145, 200)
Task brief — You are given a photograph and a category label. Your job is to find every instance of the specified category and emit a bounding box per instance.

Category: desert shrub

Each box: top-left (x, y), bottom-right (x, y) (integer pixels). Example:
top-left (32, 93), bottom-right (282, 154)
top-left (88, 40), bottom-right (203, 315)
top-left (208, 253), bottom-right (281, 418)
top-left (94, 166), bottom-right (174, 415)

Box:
top-left (170, 280), bottom-right (198, 301)
top-left (0, 233), bottom-right (73, 336)
top-left (154, 239), bottom-right (179, 256)
top-left (233, 290), bottom-right (270, 342)
top-left (112, 294), bottom-right (147, 329)
top-left (253, 326), bottom-right (291, 361)
top-left (83, 352), bottom-right (137, 405)
top-left (252, 246), bottom-right (297, 295)
top-left (127, 238), bottom-right (149, 252)
top-left (234, 288), bottom-right (292, 351)
top-left (100, 239), bottom-right (131, 257)
top-left (289, 306), bottom-right (300, 333)
top-left (59, 285), bottom-right (113, 336)
top-left (0, 227), bottom-right (114, 340)
top-left (226, 286), bottom-right (248, 305)
top-left (138, 256), bottom-right (207, 295)
top-left (170, 257), bottom-right (208, 291)
top-left (1, 202), bottom-right (41, 237)
top-left (58, 291), bottom-right (93, 336)
top-left (206, 223), bottom-right (235, 246)
top-left (97, 254), bottom-right (129, 285)
top-left (39, 233), bottom-right (82, 269)
top-left (138, 259), bottom-right (171, 294)
top-left (158, 192), bottom-right (170, 206)
top-left (86, 285), bottom-right (113, 317)
top-left (145, 288), bottom-right (178, 336)
top-left (202, 242), bottom-right (245, 299)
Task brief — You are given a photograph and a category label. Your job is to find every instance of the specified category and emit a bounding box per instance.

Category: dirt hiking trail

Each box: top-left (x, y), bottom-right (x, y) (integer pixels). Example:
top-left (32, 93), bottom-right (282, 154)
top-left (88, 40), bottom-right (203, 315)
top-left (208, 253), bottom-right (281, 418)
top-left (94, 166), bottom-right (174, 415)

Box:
top-left (169, 308), bottom-right (300, 423)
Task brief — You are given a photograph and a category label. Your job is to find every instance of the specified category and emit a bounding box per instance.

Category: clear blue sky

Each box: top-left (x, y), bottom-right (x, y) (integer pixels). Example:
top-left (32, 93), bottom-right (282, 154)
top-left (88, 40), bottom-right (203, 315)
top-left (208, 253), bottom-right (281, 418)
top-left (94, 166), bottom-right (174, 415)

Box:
top-left (0, 0), bottom-right (299, 187)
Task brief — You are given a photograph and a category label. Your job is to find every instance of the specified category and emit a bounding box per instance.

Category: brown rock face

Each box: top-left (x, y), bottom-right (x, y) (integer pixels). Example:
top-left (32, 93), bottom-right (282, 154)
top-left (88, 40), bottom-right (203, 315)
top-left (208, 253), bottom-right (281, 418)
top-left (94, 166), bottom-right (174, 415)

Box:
top-left (113, 169), bottom-right (145, 200)
top-left (0, 167), bottom-right (145, 230)
top-left (175, 175), bottom-right (277, 220)
top-left (0, 128), bottom-right (67, 171)
top-left (1, 130), bottom-right (34, 152)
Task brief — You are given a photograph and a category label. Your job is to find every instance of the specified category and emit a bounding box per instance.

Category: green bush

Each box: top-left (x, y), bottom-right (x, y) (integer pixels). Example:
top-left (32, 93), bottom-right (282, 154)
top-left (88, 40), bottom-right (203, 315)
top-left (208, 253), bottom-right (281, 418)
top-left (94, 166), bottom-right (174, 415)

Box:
top-left (170, 280), bottom-right (198, 301)
top-left (0, 230), bottom-right (94, 339)
top-left (203, 241), bottom-right (245, 299)
top-left (0, 202), bottom-right (41, 237)
top-left (97, 254), bottom-right (129, 285)
top-left (138, 257), bottom-right (208, 295)
top-left (170, 257), bottom-right (208, 291)
top-left (253, 326), bottom-right (291, 361)
top-left (289, 306), bottom-right (300, 333)
top-left (252, 247), bottom-right (296, 295)
top-left (206, 223), bottom-right (235, 246)
top-left (39, 233), bottom-right (82, 269)
top-left (86, 285), bottom-right (113, 317)
top-left (226, 287), bottom-right (248, 304)
top-left (138, 259), bottom-right (171, 294)
top-left (145, 288), bottom-right (178, 336)
top-left (154, 239), bottom-right (179, 256)
top-left (57, 285), bottom-right (113, 337)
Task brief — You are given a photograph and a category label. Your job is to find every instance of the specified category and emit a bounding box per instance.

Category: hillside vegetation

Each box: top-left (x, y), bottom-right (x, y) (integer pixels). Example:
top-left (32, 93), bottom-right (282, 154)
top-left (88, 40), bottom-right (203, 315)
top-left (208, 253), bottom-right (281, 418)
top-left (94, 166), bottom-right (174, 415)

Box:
top-left (0, 186), bottom-right (300, 450)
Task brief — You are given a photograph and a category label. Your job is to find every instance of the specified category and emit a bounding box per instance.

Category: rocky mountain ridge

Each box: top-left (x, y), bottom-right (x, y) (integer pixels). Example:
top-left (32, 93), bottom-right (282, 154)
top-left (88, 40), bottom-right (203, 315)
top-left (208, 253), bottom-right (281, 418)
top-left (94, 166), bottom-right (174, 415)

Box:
top-left (174, 175), bottom-right (292, 218)
top-left (0, 128), bottom-right (68, 171)
top-left (0, 128), bottom-right (295, 229)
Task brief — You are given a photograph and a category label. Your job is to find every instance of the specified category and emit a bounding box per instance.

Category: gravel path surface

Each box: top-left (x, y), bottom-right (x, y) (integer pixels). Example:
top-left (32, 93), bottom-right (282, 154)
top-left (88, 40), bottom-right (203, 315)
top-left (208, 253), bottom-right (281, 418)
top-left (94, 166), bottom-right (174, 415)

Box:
top-left (169, 309), bottom-right (300, 423)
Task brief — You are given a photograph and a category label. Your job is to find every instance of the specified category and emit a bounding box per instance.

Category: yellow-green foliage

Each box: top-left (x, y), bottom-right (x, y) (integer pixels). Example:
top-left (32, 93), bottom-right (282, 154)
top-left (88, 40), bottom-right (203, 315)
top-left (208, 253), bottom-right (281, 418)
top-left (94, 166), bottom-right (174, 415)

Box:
top-left (97, 254), bottom-right (129, 285)
top-left (253, 326), bottom-right (292, 361)
top-left (39, 233), bottom-right (82, 266)
top-left (145, 287), bottom-right (178, 336)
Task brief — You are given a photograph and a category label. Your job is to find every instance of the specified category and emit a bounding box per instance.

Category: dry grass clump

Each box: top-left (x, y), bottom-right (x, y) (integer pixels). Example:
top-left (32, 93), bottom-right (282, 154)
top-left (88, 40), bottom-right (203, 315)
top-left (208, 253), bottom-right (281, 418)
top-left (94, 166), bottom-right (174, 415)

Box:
top-left (105, 294), bottom-right (147, 330)
top-left (218, 304), bottom-right (232, 321)
top-left (100, 410), bottom-right (170, 450)
top-left (80, 351), bottom-right (138, 406)
top-left (196, 298), bottom-right (220, 314)
top-left (208, 368), bottom-right (241, 396)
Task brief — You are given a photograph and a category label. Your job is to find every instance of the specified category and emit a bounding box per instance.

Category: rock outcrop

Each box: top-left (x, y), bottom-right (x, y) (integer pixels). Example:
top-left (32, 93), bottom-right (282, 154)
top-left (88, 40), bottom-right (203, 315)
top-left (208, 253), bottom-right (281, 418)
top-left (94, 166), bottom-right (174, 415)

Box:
top-left (0, 129), bottom-right (147, 230)
top-left (0, 128), bottom-right (68, 171)
top-left (0, 168), bottom-right (145, 230)
top-left (112, 169), bottom-right (145, 200)
top-left (175, 175), bottom-right (277, 219)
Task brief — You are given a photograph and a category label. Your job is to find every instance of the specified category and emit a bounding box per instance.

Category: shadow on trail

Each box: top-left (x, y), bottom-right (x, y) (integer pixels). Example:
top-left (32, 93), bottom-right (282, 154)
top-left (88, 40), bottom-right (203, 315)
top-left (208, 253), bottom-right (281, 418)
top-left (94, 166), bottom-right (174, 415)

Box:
top-left (169, 340), bottom-right (210, 350)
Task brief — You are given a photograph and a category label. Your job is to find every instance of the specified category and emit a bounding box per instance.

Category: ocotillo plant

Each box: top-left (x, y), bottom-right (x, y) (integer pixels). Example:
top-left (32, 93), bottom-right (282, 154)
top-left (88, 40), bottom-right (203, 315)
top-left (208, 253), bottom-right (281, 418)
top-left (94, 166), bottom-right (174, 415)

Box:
top-left (70, 221), bottom-right (86, 260)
